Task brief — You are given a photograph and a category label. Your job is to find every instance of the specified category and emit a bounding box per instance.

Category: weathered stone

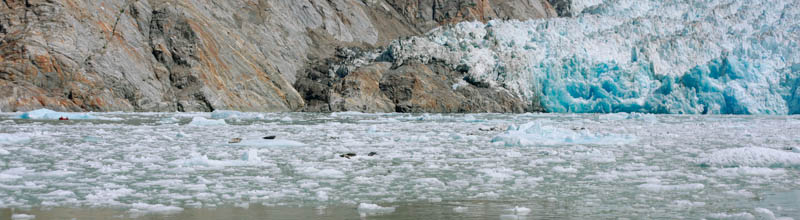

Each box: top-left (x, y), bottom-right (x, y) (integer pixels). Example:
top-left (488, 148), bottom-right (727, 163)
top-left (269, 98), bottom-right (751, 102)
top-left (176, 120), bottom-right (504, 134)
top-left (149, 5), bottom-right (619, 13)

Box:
top-left (0, 0), bottom-right (557, 112)
top-left (296, 59), bottom-right (536, 113)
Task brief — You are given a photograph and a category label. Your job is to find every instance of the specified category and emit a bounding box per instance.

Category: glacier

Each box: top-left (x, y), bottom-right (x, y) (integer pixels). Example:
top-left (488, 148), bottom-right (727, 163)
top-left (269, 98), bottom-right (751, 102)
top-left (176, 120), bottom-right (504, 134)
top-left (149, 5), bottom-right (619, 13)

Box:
top-left (380, 0), bottom-right (799, 114)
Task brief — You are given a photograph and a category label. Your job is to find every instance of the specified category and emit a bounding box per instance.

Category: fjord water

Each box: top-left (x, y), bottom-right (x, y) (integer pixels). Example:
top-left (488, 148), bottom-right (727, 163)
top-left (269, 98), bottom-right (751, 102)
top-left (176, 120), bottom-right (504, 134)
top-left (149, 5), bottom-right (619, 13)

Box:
top-left (1, 111), bottom-right (799, 219)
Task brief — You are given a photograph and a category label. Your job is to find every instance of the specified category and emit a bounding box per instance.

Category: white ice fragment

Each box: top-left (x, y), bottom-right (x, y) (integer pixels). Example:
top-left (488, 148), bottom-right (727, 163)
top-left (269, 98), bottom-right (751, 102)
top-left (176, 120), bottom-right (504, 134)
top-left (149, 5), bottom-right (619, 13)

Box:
top-left (453, 206), bottom-right (468, 213)
top-left (754, 208), bottom-right (777, 220)
top-left (638, 183), bottom-right (705, 192)
top-left (699, 147), bottom-right (800, 167)
top-left (708, 212), bottom-right (755, 220)
top-left (188, 117), bottom-right (227, 126)
top-left (0, 133), bottom-right (33, 145)
top-left (357, 203), bottom-right (395, 216)
top-left (509, 206), bottom-right (531, 215)
top-left (316, 190), bottom-right (329, 201)
top-left (11, 214), bottom-right (35, 220)
top-left (298, 167), bottom-right (345, 179)
top-left (129, 203), bottom-right (184, 215)
top-left (241, 149), bottom-right (261, 162)
top-left (552, 166), bottom-right (578, 173)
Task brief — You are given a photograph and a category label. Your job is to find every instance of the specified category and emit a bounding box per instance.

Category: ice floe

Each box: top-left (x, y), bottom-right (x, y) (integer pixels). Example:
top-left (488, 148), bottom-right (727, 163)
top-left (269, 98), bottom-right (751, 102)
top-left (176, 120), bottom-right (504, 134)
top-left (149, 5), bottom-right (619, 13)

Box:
top-left (357, 203), bottom-right (395, 216)
top-left (188, 117), bottom-right (227, 126)
top-left (699, 147), bottom-right (800, 168)
top-left (491, 121), bottom-right (636, 146)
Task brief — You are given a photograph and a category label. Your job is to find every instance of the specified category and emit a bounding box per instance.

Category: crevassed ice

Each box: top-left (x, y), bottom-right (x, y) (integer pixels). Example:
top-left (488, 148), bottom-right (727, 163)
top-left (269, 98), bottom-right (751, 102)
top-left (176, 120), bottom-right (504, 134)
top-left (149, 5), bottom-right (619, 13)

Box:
top-left (385, 0), bottom-right (800, 114)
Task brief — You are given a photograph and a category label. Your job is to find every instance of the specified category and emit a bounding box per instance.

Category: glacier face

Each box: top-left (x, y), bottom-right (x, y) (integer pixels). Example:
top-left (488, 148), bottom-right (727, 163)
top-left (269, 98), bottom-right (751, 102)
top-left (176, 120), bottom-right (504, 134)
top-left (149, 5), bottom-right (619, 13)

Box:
top-left (384, 0), bottom-right (799, 114)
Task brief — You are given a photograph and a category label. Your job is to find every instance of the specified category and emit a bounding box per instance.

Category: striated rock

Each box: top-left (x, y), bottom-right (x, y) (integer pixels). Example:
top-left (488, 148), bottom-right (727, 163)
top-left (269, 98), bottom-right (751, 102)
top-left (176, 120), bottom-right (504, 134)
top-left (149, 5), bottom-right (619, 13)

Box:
top-left (295, 56), bottom-right (536, 113)
top-left (0, 0), bottom-right (556, 112)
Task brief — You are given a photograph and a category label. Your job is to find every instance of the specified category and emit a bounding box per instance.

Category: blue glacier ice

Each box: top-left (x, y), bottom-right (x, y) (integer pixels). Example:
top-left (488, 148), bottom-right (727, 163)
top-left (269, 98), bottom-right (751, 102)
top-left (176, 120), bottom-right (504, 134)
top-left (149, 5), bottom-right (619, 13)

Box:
top-left (18, 109), bottom-right (98, 120)
top-left (383, 0), bottom-right (799, 114)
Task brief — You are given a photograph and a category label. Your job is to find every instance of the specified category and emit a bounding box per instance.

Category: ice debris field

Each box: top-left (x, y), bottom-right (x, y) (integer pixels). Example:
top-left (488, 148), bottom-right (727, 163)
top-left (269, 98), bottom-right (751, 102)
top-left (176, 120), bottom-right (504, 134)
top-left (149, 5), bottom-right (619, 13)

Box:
top-left (359, 0), bottom-right (800, 114)
top-left (1, 109), bottom-right (799, 219)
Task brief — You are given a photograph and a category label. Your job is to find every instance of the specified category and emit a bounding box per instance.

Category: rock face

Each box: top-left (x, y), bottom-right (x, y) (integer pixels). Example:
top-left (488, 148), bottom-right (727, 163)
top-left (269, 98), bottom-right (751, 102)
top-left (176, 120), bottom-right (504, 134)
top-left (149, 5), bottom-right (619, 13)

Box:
top-left (295, 48), bottom-right (537, 113)
top-left (0, 0), bottom-right (556, 112)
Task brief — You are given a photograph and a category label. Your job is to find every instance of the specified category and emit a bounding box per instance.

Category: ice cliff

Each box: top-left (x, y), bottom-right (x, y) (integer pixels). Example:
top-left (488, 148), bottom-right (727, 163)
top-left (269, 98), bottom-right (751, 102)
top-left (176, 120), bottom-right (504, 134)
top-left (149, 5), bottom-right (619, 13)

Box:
top-left (313, 0), bottom-right (799, 114)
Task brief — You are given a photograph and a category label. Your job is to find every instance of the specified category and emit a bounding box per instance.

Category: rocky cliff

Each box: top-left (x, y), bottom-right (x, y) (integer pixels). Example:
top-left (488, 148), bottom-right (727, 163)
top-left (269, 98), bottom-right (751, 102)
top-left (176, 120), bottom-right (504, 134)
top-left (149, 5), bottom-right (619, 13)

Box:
top-left (0, 0), bottom-right (558, 112)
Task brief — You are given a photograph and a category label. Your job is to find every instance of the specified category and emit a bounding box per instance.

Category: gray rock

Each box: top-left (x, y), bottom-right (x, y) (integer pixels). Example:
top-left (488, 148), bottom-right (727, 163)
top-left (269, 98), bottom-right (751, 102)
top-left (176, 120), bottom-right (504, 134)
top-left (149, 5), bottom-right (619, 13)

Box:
top-left (295, 58), bottom-right (539, 113)
top-left (0, 0), bottom-right (557, 112)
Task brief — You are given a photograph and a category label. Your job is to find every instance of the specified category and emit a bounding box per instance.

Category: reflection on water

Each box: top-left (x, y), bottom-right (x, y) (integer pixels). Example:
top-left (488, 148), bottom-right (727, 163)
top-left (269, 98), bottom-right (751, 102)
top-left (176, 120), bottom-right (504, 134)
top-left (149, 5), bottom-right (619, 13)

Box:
top-left (0, 201), bottom-right (574, 220)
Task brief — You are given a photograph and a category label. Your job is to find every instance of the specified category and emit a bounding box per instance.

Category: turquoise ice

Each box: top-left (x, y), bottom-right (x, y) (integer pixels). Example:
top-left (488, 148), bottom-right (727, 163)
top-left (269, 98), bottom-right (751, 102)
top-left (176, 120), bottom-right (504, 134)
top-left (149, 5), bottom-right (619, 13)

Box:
top-left (386, 0), bottom-right (800, 114)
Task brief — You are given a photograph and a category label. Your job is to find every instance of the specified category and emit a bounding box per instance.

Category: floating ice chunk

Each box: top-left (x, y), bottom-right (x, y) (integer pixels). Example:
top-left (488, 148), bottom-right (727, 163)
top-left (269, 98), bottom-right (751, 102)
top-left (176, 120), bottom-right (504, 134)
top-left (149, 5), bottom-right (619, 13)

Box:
top-left (40, 190), bottom-right (76, 199)
top-left (18, 108), bottom-right (97, 120)
top-left (754, 208), bottom-right (777, 220)
top-left (708, 212), bottom-right (755, 220)
top-left (599, 113), bottom-right (629, 121)
top-left (552, 166), bottom-right (579, 173)
top-left (0, 167), bottom-right (28, 181)
top-left (211, 110), bottom-right (242, 119)
top-left (188, 117), bottom-right (227, 126)
top-left (491, 121), bottom-right (636, 146)
top-left (315, 190), bottom-right (329, 201)
top-left (414, 178), bottom-right (445, 187)
top-left (713, 167), bottom-right (786, 177)
top-left (0, 148), bottom-right (8, 155)
top-left (211, 110), bottom-right (265, 120)
top-left (19, 108), bottom-right (94, 120)
top-left (298, 167), bottom-right (345, 179)
top-left (10, 214), bottom-right (35, 220)
top-left (453, 206), bottom-right (468, 213)
top-left (129, 203), bottom-right (184, 215)
top-left (670, 200), bottom-right (706, 208)
top-left (157, 117), bottom-right (180, 124)
top-left (357, 203), bottom-right (395, 216)
top-left (638, 183), bottom-right (705, 192)
top-left (509, 206), bottom-right (531, 215)
top-left (170, 153), bottom-right (265, 167)
top-left (241, 149), bottom-right (261, 162)
top-left (699, 147), bottom-right (800, 168)
top-left (709, 208), bottom-right (794, 220)
top-left (0, 133), bottom-right (33, 145)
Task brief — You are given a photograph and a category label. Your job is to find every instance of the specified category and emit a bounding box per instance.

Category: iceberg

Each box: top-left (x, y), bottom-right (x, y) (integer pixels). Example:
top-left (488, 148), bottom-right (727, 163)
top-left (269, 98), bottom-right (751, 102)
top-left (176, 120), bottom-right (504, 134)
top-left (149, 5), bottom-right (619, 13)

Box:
top-left (369, 0), bottom-right (799, 114)
top-left (18, 108), bottom-right (98, 120)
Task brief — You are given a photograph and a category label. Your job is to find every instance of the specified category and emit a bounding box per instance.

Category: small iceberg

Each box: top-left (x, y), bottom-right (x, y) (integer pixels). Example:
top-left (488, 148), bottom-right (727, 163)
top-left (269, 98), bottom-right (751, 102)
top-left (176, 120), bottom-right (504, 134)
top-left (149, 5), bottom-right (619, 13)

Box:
top-left (18, 108), bottom-right (97, 120)
top-left (358, 203), bottom-right (395, 216)
top-left (188, 117), bottom-right (227, 126)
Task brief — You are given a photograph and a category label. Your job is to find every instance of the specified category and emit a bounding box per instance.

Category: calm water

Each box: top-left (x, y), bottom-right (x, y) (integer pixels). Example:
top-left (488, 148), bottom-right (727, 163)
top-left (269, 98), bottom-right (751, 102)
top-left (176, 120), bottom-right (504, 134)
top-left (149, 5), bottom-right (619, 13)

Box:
top-left (1, 111), bottom-right (799, 219)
